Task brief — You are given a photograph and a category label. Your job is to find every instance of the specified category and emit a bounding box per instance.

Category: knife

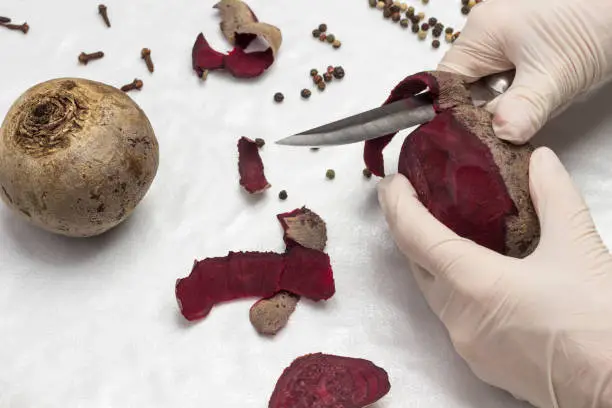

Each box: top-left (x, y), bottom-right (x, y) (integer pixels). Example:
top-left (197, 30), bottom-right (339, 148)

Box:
top-left (275, 70), bottom-right (515, 147)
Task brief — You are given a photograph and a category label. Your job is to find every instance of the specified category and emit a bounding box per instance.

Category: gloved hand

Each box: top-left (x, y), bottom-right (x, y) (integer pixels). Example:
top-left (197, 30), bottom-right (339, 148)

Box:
top-left (378, 147), bottom-right (612, 408)
top-left (439, 0), bottom-right (612, 144)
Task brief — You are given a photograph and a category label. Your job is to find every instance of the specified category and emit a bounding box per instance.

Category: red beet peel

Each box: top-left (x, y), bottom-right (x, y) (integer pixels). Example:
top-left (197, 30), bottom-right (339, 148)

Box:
top-left (238, 136), bottom-right (270, 194)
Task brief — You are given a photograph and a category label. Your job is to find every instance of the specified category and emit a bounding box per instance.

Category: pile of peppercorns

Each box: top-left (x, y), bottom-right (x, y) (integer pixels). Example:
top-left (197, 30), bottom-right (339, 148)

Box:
top-left (368, 0), bottom-right (478, 48)
top-left (301, 66), bottom-right (345, 99)
top-left (311, 23), bottom-right (341, 49)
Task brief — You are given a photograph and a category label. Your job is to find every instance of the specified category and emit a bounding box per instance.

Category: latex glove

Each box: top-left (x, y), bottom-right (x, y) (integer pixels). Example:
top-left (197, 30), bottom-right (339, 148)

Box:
top-left (438, 0), bottom-right (612, 144)
top-left (378, 147), bottom-right (612, 408)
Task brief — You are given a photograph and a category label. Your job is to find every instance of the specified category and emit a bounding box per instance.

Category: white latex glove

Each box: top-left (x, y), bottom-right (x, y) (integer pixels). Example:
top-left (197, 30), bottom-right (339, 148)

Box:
top-left (378, 147), bottom-right (612, 408)
top-left (438, 0), bottom-right (612, 144)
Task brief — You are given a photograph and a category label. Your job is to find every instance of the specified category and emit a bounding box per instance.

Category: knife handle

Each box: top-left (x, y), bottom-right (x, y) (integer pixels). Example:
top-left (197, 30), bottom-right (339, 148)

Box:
top-left (481, 69), bottom-right (516, 95)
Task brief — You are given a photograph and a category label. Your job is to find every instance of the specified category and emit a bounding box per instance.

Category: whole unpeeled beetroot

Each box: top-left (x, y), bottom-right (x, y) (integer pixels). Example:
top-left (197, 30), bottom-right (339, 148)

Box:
top-left (364, 71), bottom-right (540, 257)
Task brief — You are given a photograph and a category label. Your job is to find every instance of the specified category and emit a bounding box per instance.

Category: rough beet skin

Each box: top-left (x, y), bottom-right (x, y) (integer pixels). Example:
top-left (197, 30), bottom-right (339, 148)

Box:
top-left (366, 71), bottom-right (540, 257)
top-left (268, 353), bottom-right (391, 408)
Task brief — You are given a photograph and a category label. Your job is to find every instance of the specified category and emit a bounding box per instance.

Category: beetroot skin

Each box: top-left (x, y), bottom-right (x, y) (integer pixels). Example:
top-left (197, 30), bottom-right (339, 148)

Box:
top-left (176, 246), bottom-right (335, 321)
top-left (268, 353), bottom-right (391, 408)
top-left (367, 71), bottom-right (540, 257)
top-left (238, 136), bottom-right (270, 194)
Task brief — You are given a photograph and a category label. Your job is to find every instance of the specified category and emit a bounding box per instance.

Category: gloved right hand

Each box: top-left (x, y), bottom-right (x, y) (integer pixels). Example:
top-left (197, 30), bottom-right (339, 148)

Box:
top-left (438, 0), bottom-right (612, 144)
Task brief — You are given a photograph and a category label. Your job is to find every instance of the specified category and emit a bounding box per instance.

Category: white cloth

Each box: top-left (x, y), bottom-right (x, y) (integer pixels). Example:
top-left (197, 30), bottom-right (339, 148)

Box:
top-left (1, 1), bottom-right (612, 407)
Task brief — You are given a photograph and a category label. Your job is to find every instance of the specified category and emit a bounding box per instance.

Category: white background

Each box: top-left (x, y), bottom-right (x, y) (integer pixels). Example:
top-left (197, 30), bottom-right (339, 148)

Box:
top-left (1, 1), bottom-right (611, 407)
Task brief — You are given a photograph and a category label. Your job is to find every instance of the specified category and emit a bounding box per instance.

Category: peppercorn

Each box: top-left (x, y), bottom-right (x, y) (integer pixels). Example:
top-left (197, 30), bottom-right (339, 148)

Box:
top-left (326, 169), bottom-right (335, 180)
top-left (421, 22), bottom-right (430, 30)
top-left (332, 66), bottom-right (345, 79)
top-left (390, 4), bottom-right (400, 13)
top-left (417, 12), bottom-right (425, 21)
top-left (363, 168), bottom-right (372, 178)
top-left (332, 40), bottom-right (341, 49)
top-left (319, 23), bottom-right (327, 32)
top-left (301, 89), bottom-right (311, 98)
top-left (445, 33), bottom-right (453, 42)
top-left (461, 0), bottom-right (469, 5)
top-left (369, 0), bottom-right (377, 7)
top-left (317, 81), bottom-right (326, 91)
top-left (445, 27), bottom-right (454, 34)
top-left (428, 17), bottom-right (437, 26)
top-left (327, 66), bottom-right (335, 74)
top-left (461, 5), bottom-right (470, 14)
top-left (312, 29), bottom-right (321, 38)
top-left (432, 39), bottom-right (440, 49)
top-left (422, 0), bottom-right (429, 4)
top-left (411, 23), bottom-right (419, 33)
top-left (319, 33), bottom-right (327, 41)
top-left (384, 0), bottom-right (393, 5)
top-left (432, 28), bottom-right (442, 37)
top-left (310, 69), bottom-right (318, 77)
top-left (400, 3), bottom-right (408, 11)
top-left (468, 0), bottom-right (476, 6)
top-left (392, 12), bottom-right (401, 22)
top-left (435, 22), bottom-right (444, 30)
top-left (418, 30), bottom-right (427, 40)
top-left (383, 7), bottom-right (392, 18)
top-left (410, 15), bottom-right (420, 24)
top-left (400, 18), bottom-right (409, 27)
top-left (323, 72), bottom-right (333, 82)
top-left (406, 6), bottom-right (415, 17)
top-left (278, 190), bottom-right (288, 200)
top-left (274, 92), bottom-right (284, 102)
top-left (376, 1), bottom-right (385, 9)
top-left (255, 138), bottom-right (265, 148)
top-left (313, 74), bottom-right (323, 84)
top-left (326, 34), bottom-right (335, 43)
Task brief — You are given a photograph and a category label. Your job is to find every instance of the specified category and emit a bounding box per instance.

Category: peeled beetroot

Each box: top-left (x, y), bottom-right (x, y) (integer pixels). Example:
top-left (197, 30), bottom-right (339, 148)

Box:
top-left (366, 71), bottom-right (540, 257)
top-left (268, 353), bottom-right (391, 408)
top-left (175, 246), bottom-right (334, 321)
top-left (238, 136), bottom-right (270, 194)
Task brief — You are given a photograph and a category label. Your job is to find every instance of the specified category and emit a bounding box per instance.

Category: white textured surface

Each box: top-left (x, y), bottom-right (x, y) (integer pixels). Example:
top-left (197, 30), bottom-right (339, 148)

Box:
top-left (1, 1), bottom-right (611, 407)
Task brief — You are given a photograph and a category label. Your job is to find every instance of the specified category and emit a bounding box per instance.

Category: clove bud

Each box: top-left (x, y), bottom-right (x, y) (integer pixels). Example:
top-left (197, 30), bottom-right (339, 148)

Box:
top-left (141, 48), bottom-right (154, 73)
top-left (1, 22), bottom-right (29, 34)
top-left (78, 51), bottom-right (104, 65)
top-left (98, 4), bottom-right (111, 27)
top-left (121, 79), bottom-right (143, 92)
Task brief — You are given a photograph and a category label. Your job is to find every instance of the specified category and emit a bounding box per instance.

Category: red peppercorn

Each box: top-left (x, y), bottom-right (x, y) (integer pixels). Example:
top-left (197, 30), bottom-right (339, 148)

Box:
top-left (421, 22), bottom-right (430, 31)
top-left (327, 65), bottom-right (334, 74)
top-left (319, 33), bottom-right (327, 41)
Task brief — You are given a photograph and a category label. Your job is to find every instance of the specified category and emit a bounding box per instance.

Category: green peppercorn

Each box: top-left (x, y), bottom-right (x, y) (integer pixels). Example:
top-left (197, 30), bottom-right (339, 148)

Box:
top-left (392, 12), bottom-right (401, 22)
top-left (445, 27), bottom-right (453, 34)
top-left (301, 89), bottom-right (311, 98)
top-left (421, 22), bottom-right (430, 30)
top-left (432, 39), bottom-right (440, 48)
top-left (278, 190), bottom-right (288, 200)
top-left (383, 7), bottom-right (392, 18)
top-left (363, 168), bottom-right (372, 178)
top-left (317, 81), bottom-right (326, 91)
top-left (312, 29), bottom-right (321, 38)
top-left (326, 169), bottom-right (335, 180)
top-left (255, 138), bottom-right (265, 148)
top-left (461, 5), bottom-right (470, 14)
top-left (323, 72), bottom-right (333, 82)
top-left (332, 40), bottom-right (342, 49)
top-left (369, 0), bottom-right (377, 7)
top-left (428, 17), bottom-right (437, 26)
top-left (310, 69), bottom-right (318, 77)
top-left (313, 74), bottom-right (323, 84)
top-left (319, 23), bottom-right (327, 32)
top-left (406, 6), bottom-right (415, 17)
top-left (411, 23), bottom-right (419, 33)
top-left (332, 66), bottom-right (345, 79)
top-left (326, 34), bottom-right (335, 43)
top-left (400, 18), bottom-right (409, 27)
top-left (421, 0), bottom-right (429, 4)
top-left (273, 92), bottom-right (284, 103)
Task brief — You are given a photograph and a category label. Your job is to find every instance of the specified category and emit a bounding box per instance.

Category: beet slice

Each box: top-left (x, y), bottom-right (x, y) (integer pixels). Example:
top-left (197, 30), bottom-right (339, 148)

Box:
top-left (224, 47), bottom-right (275, 79)
top-left (281, 246), bottom-right (335, 301)
top-left (277, 207), bottom-right (327, 251)
top-left (192, 33), bottom-right (226, 77)
top-left (238, 136), bottom-right (271, 194)
top-left (268, 353), bottom-right (391, 408)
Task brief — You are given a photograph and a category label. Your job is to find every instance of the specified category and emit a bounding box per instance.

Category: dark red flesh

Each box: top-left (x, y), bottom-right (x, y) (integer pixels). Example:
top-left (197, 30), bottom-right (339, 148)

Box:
top-left (176, 249), bottom-right (335, 321)
top-left (192, 33), bottom-right (226, 77)
top-left (268, 353), bottom-right (391, 408)
top-left (398, 109), bottom-right (517, 254)
top-left (238, 136), bottom-right (270, 194)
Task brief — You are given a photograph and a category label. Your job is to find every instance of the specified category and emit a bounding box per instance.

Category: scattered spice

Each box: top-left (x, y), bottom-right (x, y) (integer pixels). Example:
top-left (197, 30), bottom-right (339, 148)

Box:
top-left (238, 136), bottom-right (270, 194)
top-left (428, 17), bottom-right (437, 26)
top-left (400, 3), bottom-right (408, 11)
top-left (78, 51), bottom-right (104, 65)
top-left (376, 1), bottom-right (386, 9)
top-left (317, 82), bottom-right (326, 91)
top-left (461, 0), bottom-right (469, 4)
top-left (432, 39), bottom-right (440, 48)
top-left (392, 12), bottom-right (401, 22)
top-left (452, 31), bottom-right (461, 42)
top-left (323, 72), bottom-right (333, 82)
top-left (445, 27), bottom-right (454, 34)
top-left (418, 30), bottom-right (427, 40)
top-left (421, 22), bottom-right (430, 30)
top-left (332, 40), bottom-right (341, 49)
top-left (411, 23), bottom-right (419, 33)
top-left (369, 0), bottom-right (377, 6)
top-left (326, 169), bottom-right (335, 180)
top-left (332, 66), bottom-right (345, 79)
top-left (327, 66), bottom-right (334, 74)
top-left (313, 74), bottom-right (323, 84)
top-left (433, 27), bottom-right (442, 37)
top-left (461, 5), bottom-right (470, 14)
top-left (312, 28), bottom-right (321, 38)
top-left (468, 0), bottom-right (476, 7)
top-left (445, 33), bottom-right (453, 42)
top-left (400, 18), bottom-right (409, 28)
top-left (318, 23), bottom-right (327, 32)
top-left (0, 17), bottom-right (11, 24)
top-left (301, 89), bottom-right (311, 99)
top-left (319, 33), bottom-right (327, 41)
top-left (98, 4), bottom-right (110, 27)
top-left (435, 22), bottom-right (444, 30)
top-left (417, 12), bottom-right (425, 21)
top-left (410, 15), bottom-right (420, 25)
top-left (383, 8), bottom-right (392, 18)
top-left (326, 33), bottom-right (335, 43)
top-left (0, 22), bottom-right (29, 34)
top-left (255, 138), bottom-right (266, 148)
top-left (422, 0), bottom-right (429, 4)
top-left (274, 92), bottom-right (284, 102)
top-left (406, 6), bottom-right (415, 17)
top-left (310, 68), bottom-right (318, 77)
top-left (141, 48), bottom-right (154, 73)
top-left (390, 4), bottom-right (400, 13)
top-left (120, 78), bottom-right (143, 92)
top-left (363, 168), bottom-right (373, 178)
top-left (279, 190), bottom-right (288, 200)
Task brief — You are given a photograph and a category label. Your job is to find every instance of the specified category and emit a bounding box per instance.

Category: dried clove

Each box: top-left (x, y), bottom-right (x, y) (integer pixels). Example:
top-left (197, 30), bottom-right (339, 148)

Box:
top-left (1, 22), bottom-right (29, 34)
top-left (141, 48), bottom-right (154, 73)
top-left (0, 17), bottom-right (11, 24)
top-left (121, 78), bottom-right (143, 92)
top-left (98, 4), bottom-right (111, 27)
top-left (78, 51), bottom-right (104, 65)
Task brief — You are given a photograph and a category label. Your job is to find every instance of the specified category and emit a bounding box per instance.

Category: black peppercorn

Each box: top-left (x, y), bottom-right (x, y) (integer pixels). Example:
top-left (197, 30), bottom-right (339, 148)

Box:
top-left (274, 92), bottom-right (284, 102)
top-left (313, 74), bottom-right (323, 84)
top-left (432, 28), bottom-right (442, 37)
top-left (326, 34), bottom-right (335, 43)
top-left (279, 190), bottom-right (288, 200)
top-left (301, 89), bottom-right (311, 98)
top-left (461, 0), bottom-right (469, 5)
top-left (383, 7), bottom-right (392, 18)
top-left (255, 138), bottom-right (265, 148)
top-left (363, 168), bottom-right (372, 178)
top-left (323, 72), bottom-right (333, 82)
top-left (390, 4), bottom-right (400, 13)
top-left (332, 66), bottom-right (345, 79)
top-left (461, 5), bottom-right (470, 14)
top-left (445, 27), bottom-right (454, 34)
top-left (428, 17), bottom-right (437, 26)
top-left (421, 22), bottom-right (430, 30)
top-left (432, 39), bottom-right (440, 48)
top-left (310, 69), bottom-right (318, 77)
top-left (400, 18), bottom-right (409, 27)
top-left (411, 23), bottom-right (419, 33)
top-left (410, 15), bottom-right (420, 24)
top-left (435, 22), bottom-right (444, 30)
top-left (312, 29), bottom-right (321, 38)
top-left (319, 23), bottom-right (327, 32)
top-left (392, 12), bottom-right (401, 22)
top-left (317, 81), bottom-right (326, 91)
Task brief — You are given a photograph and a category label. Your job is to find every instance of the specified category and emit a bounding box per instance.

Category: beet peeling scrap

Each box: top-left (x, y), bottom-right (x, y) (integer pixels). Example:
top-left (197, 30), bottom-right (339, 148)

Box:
top-left (191, 0), bottom-right (282, 79)
top-left (238, 136), bottom-right (270, 194)
top-left (364, 70), bottom-right (540, 257)
top-left (268, 353), bottom-right (391, 408)
top-left (175, 246), bottom-right (334, 321)
top-left (277, 207), bottom-right (327, 251)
